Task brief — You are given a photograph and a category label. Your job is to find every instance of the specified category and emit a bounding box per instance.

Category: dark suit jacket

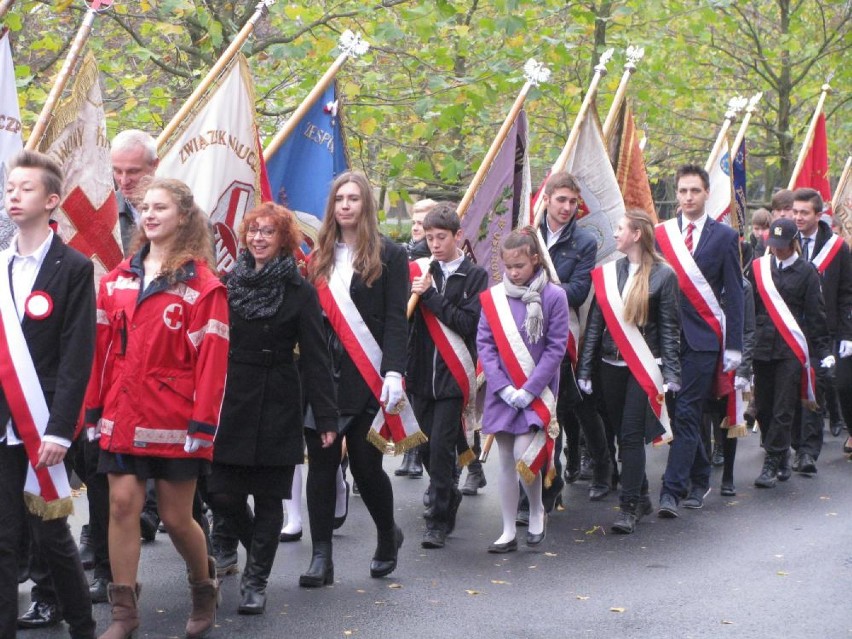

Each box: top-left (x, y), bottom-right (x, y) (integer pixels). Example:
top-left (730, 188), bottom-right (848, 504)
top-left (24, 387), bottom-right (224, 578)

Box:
top-left (806, 221), bottom-right (852, 341)
top-left (0, 234), bottom-right (96, 441)
top-left (331, 236), bottom-right (409, 415)
top-left (671, 215), bottom-right (744, 353)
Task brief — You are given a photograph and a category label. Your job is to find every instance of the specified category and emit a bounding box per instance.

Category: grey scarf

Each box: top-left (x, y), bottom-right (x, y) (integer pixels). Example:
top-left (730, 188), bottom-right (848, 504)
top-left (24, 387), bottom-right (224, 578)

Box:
top-left (503, 268), bottom-right (548, 343)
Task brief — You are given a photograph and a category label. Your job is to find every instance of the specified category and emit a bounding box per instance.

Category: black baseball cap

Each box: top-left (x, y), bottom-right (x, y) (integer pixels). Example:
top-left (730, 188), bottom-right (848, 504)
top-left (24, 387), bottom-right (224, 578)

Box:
top-left (766, 218), bottom-right (797, 248)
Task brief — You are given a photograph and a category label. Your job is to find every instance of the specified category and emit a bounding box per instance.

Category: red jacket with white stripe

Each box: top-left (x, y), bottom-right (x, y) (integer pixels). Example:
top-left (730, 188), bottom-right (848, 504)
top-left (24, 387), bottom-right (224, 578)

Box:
top-left (84, 251), bottom-right (229, 460)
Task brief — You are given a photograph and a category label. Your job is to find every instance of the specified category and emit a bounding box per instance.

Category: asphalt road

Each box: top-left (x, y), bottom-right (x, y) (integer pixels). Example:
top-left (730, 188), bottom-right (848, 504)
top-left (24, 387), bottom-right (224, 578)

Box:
top-left (18, 430), bottom-right (852, 639)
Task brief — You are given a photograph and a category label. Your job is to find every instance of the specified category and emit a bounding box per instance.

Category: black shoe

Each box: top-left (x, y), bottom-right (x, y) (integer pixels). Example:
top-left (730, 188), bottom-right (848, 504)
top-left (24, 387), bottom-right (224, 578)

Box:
top-left (797, 453), bottom-right (817, 475)
top-left (278, 529), bottom-right (302, 542)
top-left (299, 542), bottom-right (334, 588)
top-left (394, 450), bottom-right (415, 476)
top-left (445, 489), bottom-right (463, 535)
top-left (238, 588), bottom-right (267, 615)
top-left (78, 524), bottom-right (94, 570)
top-left (370, 526), bottom-right (404, 578)
top-left (711, 444), bottom-right (724, 467)
top-left (89, 576), bottom-right (109, 604)
top-left (421, 527), bottom-right (446, 549)
top-left (352, 482), bottom-right (360, 496)
top-left (140, 510), bottom-right (159, 542)
top-left (487, 538), bottom-right (517, 554)
top-left (755, 453), bottom-right (780, 488)
top-left (17, 601), bottom-right (60, 629)
top-left (526, 517), bottom-right (547, 546)
top-left (845, 436), bottom-right (852, 454)
top-left (564, 466), bottom-right (580, 484)
top-left (720, 482), bottom-right (736, 497)
top-left (333, 481), bottom-right (351, 530)
top-left (657, 493), bottom-right (679, 518)
top-left (542, 476), bottom-right (564, 513)
top-left (515, 509), bottom-right (530, 526)
top-left (408, 449), bottom-right (424, 478)
top-left (461, 464), bottom-right (487, 496)
top-left (776, 449), bottom-right (792, 482)
top-left (791, 452), bottom-right (802, 473)
top-left (830, 419), bottom-right (845, 438)
top-left (682, 486), bottom-right (710, 509)
top-left (611, 504), bottom-right (637, 534)
top-left (589, 484), bottom-right (610, 501)
top-left (636, 496), bottom-right (653, 521)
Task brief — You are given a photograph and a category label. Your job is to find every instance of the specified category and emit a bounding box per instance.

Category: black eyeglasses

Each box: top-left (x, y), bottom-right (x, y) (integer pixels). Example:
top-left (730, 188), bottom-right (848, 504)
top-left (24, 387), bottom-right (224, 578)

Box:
top-left (247, 226), bottom-right (276, 238)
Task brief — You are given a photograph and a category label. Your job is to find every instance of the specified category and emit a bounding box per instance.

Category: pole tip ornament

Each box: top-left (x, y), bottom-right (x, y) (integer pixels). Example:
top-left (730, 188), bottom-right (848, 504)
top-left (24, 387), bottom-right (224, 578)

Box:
top-left (745, 92), bottom-right (763, 113)
top-left (523, 58), bottom-right (551, 86)
top-left (254, 0), bottom-right (275, 15)
top-left (339, 30), bottom-right (370, 58)
top-left (625, 45), bottom-right (645, 71)
top-left (725, 95), bottom-right (748, 119)
top-left (594, 48), bottom-right (615, 74)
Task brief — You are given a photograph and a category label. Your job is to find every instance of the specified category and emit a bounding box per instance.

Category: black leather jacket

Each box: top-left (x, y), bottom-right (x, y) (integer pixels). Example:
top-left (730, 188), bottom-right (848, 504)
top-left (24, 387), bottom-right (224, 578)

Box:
top-left (578, 259), bottom-right (681, 385)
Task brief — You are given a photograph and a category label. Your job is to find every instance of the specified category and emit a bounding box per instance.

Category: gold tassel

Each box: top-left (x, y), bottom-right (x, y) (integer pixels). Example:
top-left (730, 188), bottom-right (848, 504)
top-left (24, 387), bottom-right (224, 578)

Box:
top-left (366, 429), bottom-right (390, 454)
top-left (543, 466), bottom-right (556, 490)
top-left (457, 448), bottom-right (475, 468)
top-left (727, 424), bottom-right (749, 439)
top-left (719, 416), bottom-right (731, 430)
top-left (803, 399), bottom-right (819, 412)
top-left (388, 430), bottom-right (428, 456)
top-left (516, 460), bottom-right (536, 485)
top-left (24, 492), bottom-right (74, 521)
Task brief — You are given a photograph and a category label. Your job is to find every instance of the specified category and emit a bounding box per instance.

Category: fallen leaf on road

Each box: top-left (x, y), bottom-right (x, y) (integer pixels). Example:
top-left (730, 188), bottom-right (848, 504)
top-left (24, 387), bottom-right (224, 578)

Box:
top-left (544, 552), bottom-right (557, 557)
top-left (356, 589), bottom-right (365, 593)
top-left (585, 525), bottom-right (602, 535)
top-left (777, 571), bottom-right (788, 576)
top-left (465, 589), bottom-right (481, 595)
top-left (576, 596), bottom-right (589, 600)
top-left (610, 607), bottom-right (626, 613)
top-left (388, 583), bottom-right (402, 589)
top-left (819, 496), bottom-right (830, 500)
top-left (491, 580), bottom-right (510, 584)
top-left (722, 620), bottom-right (734, 625)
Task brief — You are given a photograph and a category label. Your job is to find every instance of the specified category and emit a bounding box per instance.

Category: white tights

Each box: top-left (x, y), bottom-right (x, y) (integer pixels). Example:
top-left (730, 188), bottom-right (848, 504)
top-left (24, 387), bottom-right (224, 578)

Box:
top-left (494, 432), bottom-right (544, 544)
top-left (282, 464), bottom-right (304, 534)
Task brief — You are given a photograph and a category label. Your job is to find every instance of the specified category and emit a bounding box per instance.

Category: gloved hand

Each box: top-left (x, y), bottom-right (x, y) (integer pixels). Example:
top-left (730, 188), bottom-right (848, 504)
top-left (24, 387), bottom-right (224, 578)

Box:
top-left (839, 340), bottom-right (852, 358)
top-left (663, 382), bottom-right (681, 394)
top-left (577, 379), bottom-right (592, 394)
top-left (820, 355), bottom-right (836, 369)
top-left (734, 376), bottom-right (750, 391)
top-left (86, 427), bottom-right (100, 442)
top-left (510, 388), bottom-right (535, 409)
top-left (498, 385), bottom-right (518, 406)
top-left (184, 435), bottom-right (213, 454)
top-left (380, 371), bottom-right (405, 413)
top-left (722, 349), bottom-right (742, 373)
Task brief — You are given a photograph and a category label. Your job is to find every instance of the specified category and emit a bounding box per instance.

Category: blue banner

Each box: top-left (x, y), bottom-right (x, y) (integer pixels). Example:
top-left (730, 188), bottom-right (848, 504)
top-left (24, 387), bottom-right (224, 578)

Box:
top-left (733, 138), bottom-right (746, 235)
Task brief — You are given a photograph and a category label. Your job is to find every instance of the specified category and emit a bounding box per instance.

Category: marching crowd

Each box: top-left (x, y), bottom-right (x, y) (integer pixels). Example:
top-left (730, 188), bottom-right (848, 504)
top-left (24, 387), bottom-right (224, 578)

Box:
top-left (1, 129), bottom-right (850, 639)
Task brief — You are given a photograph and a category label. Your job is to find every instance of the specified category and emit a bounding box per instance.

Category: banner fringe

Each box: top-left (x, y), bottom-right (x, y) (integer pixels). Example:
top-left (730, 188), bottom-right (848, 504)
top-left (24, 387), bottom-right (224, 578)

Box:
top-left (24, 492), bottom-right (74, 521)
top-left (516, 460), bottom-right (536, 485)
top-left (726, 424), bottom-right (748, 439)
top-left (458, 448), bottom-right (475, 468)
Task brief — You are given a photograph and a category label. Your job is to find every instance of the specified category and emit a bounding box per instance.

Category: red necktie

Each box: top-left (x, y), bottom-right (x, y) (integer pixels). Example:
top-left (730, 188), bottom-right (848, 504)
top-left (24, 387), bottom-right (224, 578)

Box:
top-left (685, 222), bottom-right (695, 254)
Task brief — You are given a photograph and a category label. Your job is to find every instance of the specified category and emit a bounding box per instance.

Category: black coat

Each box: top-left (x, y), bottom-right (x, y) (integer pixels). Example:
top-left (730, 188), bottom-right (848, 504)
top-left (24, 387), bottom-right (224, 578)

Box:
top-left (578, 259), bottom-right (681, 386)
top-left (329, 236), bottom-right (410, 415)
top-left (540, 218), bottom-right (597, 309)
top-left (406, 256), bottom-right (489, 399)
top-left (0, 235), bottom-right (95, 441)
top-left (804, 221), bottom-right (852, 341)
top-left (749, 257), bottom-right (831, 363)
top-left (214, 269), bottom-right (337, 468)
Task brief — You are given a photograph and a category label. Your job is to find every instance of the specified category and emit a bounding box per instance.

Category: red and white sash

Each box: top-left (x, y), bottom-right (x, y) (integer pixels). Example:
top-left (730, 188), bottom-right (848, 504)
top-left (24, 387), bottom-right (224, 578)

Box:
top-left (315, 269), bottom-right (425, 453)
top-left (655, 218), bottom-right (725, 348)
top-left (410, 258), bottom-right (478, 428)
top-left (0, 255), bottom-right (73, 519)
top-left (591, 262), bottom-right (672, 445)
top-left (752, 254), bottom-right (816, 404)
top-left (810, 234), bottom-right (843, 275)
top-left (480, 283), bottom-right (558, 485)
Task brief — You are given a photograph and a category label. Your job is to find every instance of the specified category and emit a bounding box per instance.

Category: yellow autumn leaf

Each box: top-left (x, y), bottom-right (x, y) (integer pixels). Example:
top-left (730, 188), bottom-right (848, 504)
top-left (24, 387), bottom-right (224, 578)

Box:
top-left (490, 580), bottom-right (510, 585)
top-left (360, 117), bottom-right (378, 136)
top-left (465, 589), bottom-right (480, 595)
top-left (388, 583), bottom-right (402, 589)
top-left (610, 607), bottom-right (626, 613)
top-left (576, 596), bottom-right (589, 600)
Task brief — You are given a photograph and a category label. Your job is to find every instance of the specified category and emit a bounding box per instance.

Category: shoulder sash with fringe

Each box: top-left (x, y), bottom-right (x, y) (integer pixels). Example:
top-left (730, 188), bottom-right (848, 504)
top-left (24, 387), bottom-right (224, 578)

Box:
top-left (811, 233), bottom-right (843, 275)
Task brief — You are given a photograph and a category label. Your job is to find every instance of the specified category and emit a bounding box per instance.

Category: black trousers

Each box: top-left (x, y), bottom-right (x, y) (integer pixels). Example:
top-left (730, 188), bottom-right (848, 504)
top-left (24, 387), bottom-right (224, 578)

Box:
top-left (754, 358), bottom-right (802, 454)
top-left (411, 394), bottom-right (462, 528)
top-left (82, 438), bottom-right (111, 580)
top-left (599, 364), bottom-right (650, 503)
top-left (836, 356), bottom-right (852, 434)
top-left (792, 361), bottom-right (831, 459)
top-left (0, 442), bottom-right (94, 639)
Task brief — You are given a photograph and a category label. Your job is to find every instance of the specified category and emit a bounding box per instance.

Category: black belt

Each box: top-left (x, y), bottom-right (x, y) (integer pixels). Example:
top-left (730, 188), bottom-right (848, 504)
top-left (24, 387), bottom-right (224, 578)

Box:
top-left (229, 349), bottom-right (291, 367)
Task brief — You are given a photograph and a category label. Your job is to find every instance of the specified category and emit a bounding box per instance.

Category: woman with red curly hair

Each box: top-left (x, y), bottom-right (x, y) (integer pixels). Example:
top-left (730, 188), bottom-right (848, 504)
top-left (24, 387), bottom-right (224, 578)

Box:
top-left (206, 202), bottom-right (337, 615)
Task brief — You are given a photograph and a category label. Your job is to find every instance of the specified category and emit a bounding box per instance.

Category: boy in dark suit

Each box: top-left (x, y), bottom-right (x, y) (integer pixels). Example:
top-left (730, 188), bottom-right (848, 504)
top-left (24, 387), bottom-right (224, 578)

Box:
top-left (0, 150), bottom-right (96, 639)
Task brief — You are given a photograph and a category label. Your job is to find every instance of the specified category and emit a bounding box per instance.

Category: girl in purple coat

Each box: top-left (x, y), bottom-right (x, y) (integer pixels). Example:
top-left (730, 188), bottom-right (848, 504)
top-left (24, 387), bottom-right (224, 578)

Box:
top-left (477, 228), bottom-right (569, 553)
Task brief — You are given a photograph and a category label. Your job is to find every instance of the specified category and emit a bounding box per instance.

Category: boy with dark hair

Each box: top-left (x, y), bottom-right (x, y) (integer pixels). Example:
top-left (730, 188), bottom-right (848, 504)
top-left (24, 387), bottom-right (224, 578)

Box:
top-left (407, 206), bottom-right (488, 549)
top-left (0, 149), bottom-right (96, 638)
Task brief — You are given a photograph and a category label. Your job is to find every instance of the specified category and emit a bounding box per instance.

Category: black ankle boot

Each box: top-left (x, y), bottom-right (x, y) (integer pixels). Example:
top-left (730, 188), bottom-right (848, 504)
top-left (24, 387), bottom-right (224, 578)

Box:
top-left (299, 541), bottom-right (334, 588)
top-left (636, 494), bottom-right (653, 521)
top-left (755, 453), bottom-right (780, 488)
top-left (611, 500), bottom-right (637, 534)
top-left (237, 514), bottom-right (279, 614)
top-left (370, 525), bottom-right (404, 578)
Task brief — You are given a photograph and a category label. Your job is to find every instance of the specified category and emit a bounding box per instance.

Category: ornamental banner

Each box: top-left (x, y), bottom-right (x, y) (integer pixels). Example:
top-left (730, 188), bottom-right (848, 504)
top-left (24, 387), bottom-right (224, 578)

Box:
top-left (0, 27), bottom-right (23, 251)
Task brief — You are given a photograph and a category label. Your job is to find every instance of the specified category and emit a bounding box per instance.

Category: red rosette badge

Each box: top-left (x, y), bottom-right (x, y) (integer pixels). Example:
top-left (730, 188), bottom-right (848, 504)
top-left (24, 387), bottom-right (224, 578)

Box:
top-left (24, 291), bottom-right (53, 320)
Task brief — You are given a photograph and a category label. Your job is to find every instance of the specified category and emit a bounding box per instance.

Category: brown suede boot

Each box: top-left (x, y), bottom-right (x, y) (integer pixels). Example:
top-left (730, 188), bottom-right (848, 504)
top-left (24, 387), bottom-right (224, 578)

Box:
top-left (185, 557), bottom-right (219, 639)
top-left (98, 584), bottom-right (140, 639)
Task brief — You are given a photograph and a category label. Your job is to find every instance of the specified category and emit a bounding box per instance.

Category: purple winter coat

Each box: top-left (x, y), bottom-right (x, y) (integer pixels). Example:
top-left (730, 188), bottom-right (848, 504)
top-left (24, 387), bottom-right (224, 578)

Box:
top-left (477, 280), bottom-right (569, 436)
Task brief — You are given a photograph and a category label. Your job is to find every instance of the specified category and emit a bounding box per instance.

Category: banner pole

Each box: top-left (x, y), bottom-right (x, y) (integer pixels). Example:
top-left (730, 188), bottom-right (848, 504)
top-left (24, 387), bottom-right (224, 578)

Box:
top-left (704, 96), bottom-right (748, 174)
top-left (601, 46), bottom-right (644, 144)
top-left (787, 80), bottom-right (832, 189)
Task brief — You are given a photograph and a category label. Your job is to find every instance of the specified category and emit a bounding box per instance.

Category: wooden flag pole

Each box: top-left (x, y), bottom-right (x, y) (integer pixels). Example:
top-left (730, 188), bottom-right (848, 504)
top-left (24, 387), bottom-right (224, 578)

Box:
top-left (601, 46), bottom-right (644, 144)
top-left (704, 96), bottom-right (748, 173)
top-left (263, 31), bottom-right (368, 160)
top-left (0, 0), bottom-right (16, 23)
top-left (531, 48), bottom-right (615, 228)
top-left (729, 93), bottom-right (762, 161)
top-left (406, 58), bottom-right (550, 318)
top-left (832, 155), bottom-right (851, 213)
top-left (787, 80), bottom-right (832, 189)
top-left (156, 0), bottom-right (275, 153)
top-left (25, 0), bottom-right (112, 150)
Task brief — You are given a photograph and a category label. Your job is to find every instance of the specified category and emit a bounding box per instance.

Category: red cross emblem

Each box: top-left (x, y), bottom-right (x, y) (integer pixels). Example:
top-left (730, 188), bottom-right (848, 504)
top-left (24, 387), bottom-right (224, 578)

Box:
top-left (163, 303), bottom-right (183, 330)
top-left (62, 187), bottom-right (123, 271)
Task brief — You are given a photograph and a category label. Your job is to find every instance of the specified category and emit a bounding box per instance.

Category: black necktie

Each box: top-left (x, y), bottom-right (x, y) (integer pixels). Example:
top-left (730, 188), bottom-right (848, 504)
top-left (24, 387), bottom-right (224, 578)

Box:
top-left (801, 237), bottom-right (811, 261)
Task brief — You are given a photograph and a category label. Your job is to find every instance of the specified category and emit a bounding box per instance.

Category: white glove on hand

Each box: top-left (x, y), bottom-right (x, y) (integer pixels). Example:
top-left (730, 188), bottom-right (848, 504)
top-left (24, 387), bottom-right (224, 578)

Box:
top-left (663, 382), bottom-right (681, 394)
top-left (510, 388), bottom-right (535, 409)
top-left (498, 385), bottom-right (518, 406)
top-left (184, 435), bottom-right (212, 454)
top-left (839, 340), bottom-right (852, 358)
top-left (734, 376), bottom-right (750, 391)
top-left (723, 349), bottom-right (742, 373)
top-left (380, 371), bottom-right (405, 412)
top-left (577, 379), bottom-right (593, 395)
top-left (86, 427), bottom-right (100, 442)
top-left (820, 355), bottom-right (836, 369)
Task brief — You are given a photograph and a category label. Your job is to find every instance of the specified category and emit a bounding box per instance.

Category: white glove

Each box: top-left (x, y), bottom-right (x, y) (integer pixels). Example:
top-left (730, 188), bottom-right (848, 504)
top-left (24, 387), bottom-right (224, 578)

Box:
top-left (722, 349), bottom-right (742, 373)
top-left (820, 355), bottom-right (836, 369)
top-left (498, 385), bottom-right (518, 406)
top-left (86, 427), bottom-right (100, 442)
top-left (734, 376), bottom-right (750, 391)
top-left (510, 388), bottom-right (535, 409)
top-left (380, 371), bottom-right (405, 412)
top-left (577, 379), bottom-right (593, 394)
top-left (663, 382), bottom-right (681, 394)
top-left (839, 340), bottom-right (852, 358)
top-left (184, 435), bottom-right (213, 454)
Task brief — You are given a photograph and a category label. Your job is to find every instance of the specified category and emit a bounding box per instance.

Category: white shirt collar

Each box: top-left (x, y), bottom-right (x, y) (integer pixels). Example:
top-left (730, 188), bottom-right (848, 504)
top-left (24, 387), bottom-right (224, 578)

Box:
top-left (8, 230), bottom-right (54, 266)
top-left (439, 251), bottom-right (464, 277)
top-left (777, 253), bottom-right (798, 270)
top-left (683, 212), bottom-right (708, 233)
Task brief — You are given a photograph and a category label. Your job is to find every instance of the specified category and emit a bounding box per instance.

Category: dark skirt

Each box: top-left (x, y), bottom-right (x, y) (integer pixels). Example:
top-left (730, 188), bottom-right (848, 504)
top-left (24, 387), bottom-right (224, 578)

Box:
top-left (207, 462), bottom-right (295, 499)
top-left (98, 450), bottom-right (210, 481)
